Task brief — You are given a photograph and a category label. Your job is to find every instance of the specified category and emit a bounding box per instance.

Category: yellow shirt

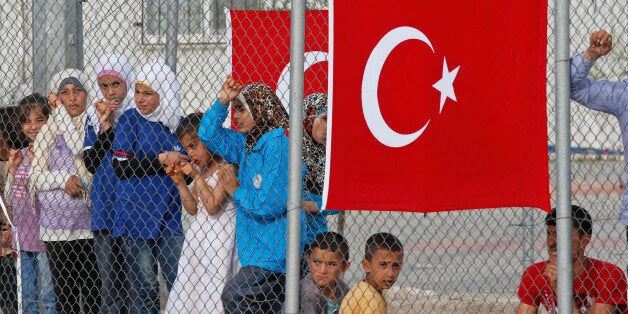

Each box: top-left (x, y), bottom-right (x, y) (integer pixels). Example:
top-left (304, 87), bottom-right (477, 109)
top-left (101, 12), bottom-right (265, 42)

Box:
top-left (339, 281), bottom-right (387, 314)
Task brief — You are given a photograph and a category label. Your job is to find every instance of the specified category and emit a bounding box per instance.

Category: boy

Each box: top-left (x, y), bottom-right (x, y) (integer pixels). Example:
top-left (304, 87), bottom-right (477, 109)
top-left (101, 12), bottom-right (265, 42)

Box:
top-left (300, 232), bottom-right (351, 314)
top-left (340, 232), bottom-right (404, 314)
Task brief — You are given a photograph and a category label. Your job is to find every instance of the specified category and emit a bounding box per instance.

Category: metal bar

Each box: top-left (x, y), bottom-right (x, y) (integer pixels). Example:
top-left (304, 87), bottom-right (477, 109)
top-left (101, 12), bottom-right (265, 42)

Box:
top-left (553, 0), bottom-right (574, 312)
top-left (284, 0), bottom-right (306, 313)
top-left (165, 0), bottom-right (179, 73)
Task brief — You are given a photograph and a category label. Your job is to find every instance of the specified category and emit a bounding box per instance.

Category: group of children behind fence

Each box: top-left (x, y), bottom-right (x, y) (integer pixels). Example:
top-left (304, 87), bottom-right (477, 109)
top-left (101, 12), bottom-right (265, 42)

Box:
top-left (0, 54), bottom-right (405, 314)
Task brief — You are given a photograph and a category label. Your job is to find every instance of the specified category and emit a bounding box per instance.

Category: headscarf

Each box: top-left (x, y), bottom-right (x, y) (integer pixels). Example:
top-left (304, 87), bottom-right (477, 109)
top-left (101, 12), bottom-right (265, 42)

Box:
top-left (134, 61), bottom-right (181, 132)
top-left (30, 69), bottom-right (93, 204)
top-left (88, 53), bottom-right (136, 133)
top-left (302, 93), bottom-right (327, 195)
top-left (239, 83), bottom-right (289, 152)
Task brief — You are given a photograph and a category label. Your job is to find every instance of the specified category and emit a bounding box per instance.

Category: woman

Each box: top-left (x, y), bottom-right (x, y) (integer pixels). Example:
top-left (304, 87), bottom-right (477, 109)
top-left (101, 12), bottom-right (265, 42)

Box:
top-left (29, 69), bottom-right (101, 313)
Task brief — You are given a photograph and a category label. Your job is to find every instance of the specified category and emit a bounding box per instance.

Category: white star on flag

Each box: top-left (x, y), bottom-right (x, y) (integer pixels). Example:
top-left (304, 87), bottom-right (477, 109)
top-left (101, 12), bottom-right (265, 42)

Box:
top-left (432, 57), bottom-right (460, 114)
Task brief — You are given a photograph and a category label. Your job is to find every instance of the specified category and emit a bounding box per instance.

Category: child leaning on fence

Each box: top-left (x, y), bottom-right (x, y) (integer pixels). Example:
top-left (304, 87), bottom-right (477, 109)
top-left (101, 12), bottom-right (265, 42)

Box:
top-left (4, 93), bottom-right (57, 313)
top-left (29, 69), bottom-right (101, 313)
top-left (340, 232), bottom-right (404, 314)
top-left (112, 61), bottom-right (186, 313)
top-left (83, 53), bottom-right (135, 313)
top-left (198, 76), bottom-right (305, 313)
top-left (165, 112), bottom-right (239, 313)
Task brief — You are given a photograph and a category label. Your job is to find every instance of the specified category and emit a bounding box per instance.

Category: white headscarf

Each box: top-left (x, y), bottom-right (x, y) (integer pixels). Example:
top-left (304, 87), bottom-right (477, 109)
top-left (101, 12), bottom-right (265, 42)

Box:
top-left (88, 53), bottom-right (136, 133)
top-left (134, 61), bottom-right (181, 132)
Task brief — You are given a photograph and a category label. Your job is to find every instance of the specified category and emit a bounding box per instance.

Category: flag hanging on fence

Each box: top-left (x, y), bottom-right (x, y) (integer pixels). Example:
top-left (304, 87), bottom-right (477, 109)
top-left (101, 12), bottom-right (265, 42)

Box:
top-left (227, 9), bottom-right (328, 112)
top-left (324, 0), bottom-right (550, 212)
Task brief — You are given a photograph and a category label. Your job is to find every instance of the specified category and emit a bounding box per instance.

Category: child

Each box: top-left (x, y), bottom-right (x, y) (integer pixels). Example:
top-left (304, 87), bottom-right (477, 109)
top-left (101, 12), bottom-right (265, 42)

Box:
top-left (300, 232), bottom-right (350, 314)
top-left (301, 93), bottom-right (340, 258)
top-left (30, 69), bottom-right (101, 313)
top-left (165, 113), bottom-right (239, 313)
top-left (84, 53), bottom-right (134, 313)
top-left (198, 76), bottom-right (303, 313)
top-left (4, 93), bottom-right (56, 313)
top-left (112, 61), bottom-right (185, 313)
top-left (339, 232), bottom-right (404, 314)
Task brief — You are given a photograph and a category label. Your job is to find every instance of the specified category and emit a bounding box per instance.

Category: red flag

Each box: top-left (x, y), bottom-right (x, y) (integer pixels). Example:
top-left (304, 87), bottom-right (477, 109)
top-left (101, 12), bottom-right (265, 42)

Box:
top-left (324, 0), bottom-right (550, 212)
top-left (227, 10), bottom-right (328, 110)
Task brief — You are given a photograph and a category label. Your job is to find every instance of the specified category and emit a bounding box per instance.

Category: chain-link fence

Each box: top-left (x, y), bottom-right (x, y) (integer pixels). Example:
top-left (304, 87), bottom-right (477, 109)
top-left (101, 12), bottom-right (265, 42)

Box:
top-left (0, 0), bottom-right (626, 313)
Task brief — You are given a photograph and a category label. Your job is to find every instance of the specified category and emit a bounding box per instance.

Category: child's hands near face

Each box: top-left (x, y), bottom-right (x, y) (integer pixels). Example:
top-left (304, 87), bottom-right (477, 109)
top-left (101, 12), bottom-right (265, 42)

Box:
top-left (8, 149), bottom-right (23, 171)
top-left (218, 76), bottom-right (243, 105)
top-left (165, 162), bottom-right (185, 184)
top-left (179, 161), bottom-right (201, 180)
top-left (94, 99), bottom-right (114, 129)
top-left (47, 92), bottom-right (62, 110)
top-left (159, 151), bottom-right (187, 167)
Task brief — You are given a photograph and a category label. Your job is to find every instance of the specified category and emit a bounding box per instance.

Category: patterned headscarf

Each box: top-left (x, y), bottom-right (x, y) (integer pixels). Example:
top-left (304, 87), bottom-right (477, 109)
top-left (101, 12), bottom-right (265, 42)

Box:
top-left (302, 93), bottom-right (327, 195)
top-left (239, 83), bottom-right (289, 152)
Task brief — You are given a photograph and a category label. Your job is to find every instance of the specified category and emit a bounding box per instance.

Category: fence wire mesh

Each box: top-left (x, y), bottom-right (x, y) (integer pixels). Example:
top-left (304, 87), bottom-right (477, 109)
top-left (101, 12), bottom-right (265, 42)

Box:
top-left (0, 0), bottom-right (625, 313)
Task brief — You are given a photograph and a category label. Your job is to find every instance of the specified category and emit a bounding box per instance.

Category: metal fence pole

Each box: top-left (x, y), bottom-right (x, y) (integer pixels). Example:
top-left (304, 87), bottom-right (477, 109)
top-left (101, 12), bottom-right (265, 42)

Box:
top-left (165, 0), bottom-right (179, 73)
top-left (554, 0), bottom-right (574, 312)
top-left (66, 0), bottom-right (84, 69)
top-left (285, 1), bottom-right (306, 313)
top-left (522, 208), bottom-right (534, 267)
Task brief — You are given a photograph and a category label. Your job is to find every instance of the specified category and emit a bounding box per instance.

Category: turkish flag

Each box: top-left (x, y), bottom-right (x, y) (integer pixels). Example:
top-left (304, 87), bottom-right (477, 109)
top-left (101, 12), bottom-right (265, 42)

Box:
top-left (227, 10), bottom-right (328, 110)
top-left (324, 0), bottom-right (550, 212)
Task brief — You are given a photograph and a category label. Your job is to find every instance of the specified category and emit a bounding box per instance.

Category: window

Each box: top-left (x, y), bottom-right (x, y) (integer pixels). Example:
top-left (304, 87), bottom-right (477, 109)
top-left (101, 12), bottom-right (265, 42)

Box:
top-left (142, 0), bottom-right (263, 44)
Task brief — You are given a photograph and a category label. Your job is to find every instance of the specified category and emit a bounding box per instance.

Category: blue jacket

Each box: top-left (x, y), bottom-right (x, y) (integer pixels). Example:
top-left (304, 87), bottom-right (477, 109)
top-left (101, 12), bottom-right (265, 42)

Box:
top-left (199, 99), bottom-right (304, 273)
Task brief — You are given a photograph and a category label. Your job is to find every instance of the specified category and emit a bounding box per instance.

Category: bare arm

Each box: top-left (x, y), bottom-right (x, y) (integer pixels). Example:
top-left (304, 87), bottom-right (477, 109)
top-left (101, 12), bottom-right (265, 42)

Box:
top-left (516, 303), bottom-right (538, 314)
top-left (195, 163), bottom-right (236, 216)
top-left (165, 162), bottom-right (198, 216)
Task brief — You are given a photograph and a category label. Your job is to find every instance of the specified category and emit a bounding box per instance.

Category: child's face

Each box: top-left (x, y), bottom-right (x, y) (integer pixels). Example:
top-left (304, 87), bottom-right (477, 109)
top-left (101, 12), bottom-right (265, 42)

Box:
top-left (98, 75), bottom-right (127, 102)
top-left (59, 83), bottom-right (87, 118)
top-left (308, 247), bottom-right (349, 289)
top-left (231, 99), bottom-right (254, 133)
top-left (23, 107), bottom-right (47, 142)
top-left (135, 83), bottom-right (160, 115)
top-left (179, 133), bottom-right (211, 169)
top-left (362, 248), bottom-right (404, 293)
top-left (311, 112), bottom-right (327, 145)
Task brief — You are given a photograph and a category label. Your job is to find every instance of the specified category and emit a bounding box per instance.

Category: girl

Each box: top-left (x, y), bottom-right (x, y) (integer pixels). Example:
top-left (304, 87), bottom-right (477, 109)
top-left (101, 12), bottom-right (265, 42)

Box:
top-left (29, 69), bottom-right (101, 313)
top-left (301, 93), bottom-right (339, 248)
top-left (4, 93), bottom-right (56, 314)
top-left (198, 76), bottom-right (304, 313)
top-left (165, 113), bottom-right (239, 313)
top-left (112, 61), bottom-right (185, 313)
top-left (83, 53), bottom-right (135, 313)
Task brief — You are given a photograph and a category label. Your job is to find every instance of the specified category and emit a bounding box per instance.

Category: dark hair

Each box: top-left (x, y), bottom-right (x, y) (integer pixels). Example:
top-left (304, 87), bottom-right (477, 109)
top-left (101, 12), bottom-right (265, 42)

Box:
top-left (18, 93), bottom-right (50, 125)
top-left (364, 232), bottom-right (403, 260)
top-left (175, 112), bottom-right (203, 140)
top-left (545, 205), bottom-right (592, 236)
top-left (309, 232), bottom-right (350, 262)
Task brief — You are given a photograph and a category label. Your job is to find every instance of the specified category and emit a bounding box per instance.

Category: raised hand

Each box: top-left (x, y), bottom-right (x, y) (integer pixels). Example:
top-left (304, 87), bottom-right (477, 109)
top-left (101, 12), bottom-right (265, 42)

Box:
top-left (179, 161), bottom-right (201, 180)
top-left (48, 92), bottom-right (62, 110)
top-left (585, 29), bottom-right (612, 61)
top-left (7, 149), bottom-right (23, 171)
top-left (218, 76), bottom-right (243, 105)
